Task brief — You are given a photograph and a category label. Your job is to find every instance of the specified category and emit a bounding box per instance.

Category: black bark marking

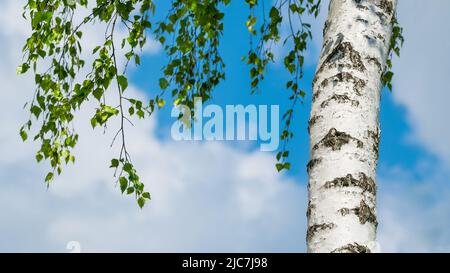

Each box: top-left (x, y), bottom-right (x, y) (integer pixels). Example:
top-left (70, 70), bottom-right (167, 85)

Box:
top-left (325, 42), bottom-right (366, 71)
top-left (356, 4), bottom-right (369, 11)
top-left (376, 33), bottom-right (385, 42)
top-left (338, 200), bottom-right (378, 226)
top-left (308, 115), bottom-right (323, 133)
top-left (307, 158), bottom-right (322, 174)
top-left (377, 0), bottom-right (394, 16)
top-left (356, 200), bottom-right (378, 226)
top-left (307, 223), bottom-right (335, 242)
top-left (320, 94), bottom-right (360, 108)
top-left (320, 39), bottom-right (333, 62)
top-left (306, 201), bottom-right (315, 218)
top-left (365, 33), bottom-right (386, 46)
top-left (323, 173), bottom-right (376, 195)
top-left (355, 0), bottom-right (393, 16)
top-left (354, 0), bottom-right (368, 10)
top-left (312, 87), bottom-right (323, 102)
top-left (323, 20), bottom-right (330, 38)
top-left (374, 0), bottom-right (395, 24)
top-left (338, 207), bottom-right (353, 216)
top-left (315, 42), bottom-right (366, 82)
top-left (356, 17), bottom-right (369, 25)
top-left (313, 128), bottom-right (363, 151)
top-left (375, 11), bottom-right (387, 24)
top-left (314, 72), bottom-right (366, 97)
top-left (368, 129), bottom-right (380, 160)
top-left (354, 0), bottom-right (393, 25)
top-left (331, 243), bottom-right (371, 253)
top-left (366, 56), bottom-right (383, 74)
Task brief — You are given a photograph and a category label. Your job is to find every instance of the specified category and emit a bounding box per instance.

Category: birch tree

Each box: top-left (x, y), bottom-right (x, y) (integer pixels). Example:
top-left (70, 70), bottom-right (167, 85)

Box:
top-left (306, 0), bottom-right (400, 253)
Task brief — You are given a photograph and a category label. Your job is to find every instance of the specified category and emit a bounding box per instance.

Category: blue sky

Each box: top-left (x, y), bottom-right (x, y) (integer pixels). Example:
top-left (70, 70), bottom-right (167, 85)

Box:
top-left (132, 0), bottom-right (427, 177)
top-left (0, 0), bottom-right (449, 252)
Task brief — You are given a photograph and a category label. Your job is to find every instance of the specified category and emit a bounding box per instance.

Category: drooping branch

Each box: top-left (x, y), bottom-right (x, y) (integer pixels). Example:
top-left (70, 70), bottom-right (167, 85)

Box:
top-left (244, 0), bottom-right (321, 171)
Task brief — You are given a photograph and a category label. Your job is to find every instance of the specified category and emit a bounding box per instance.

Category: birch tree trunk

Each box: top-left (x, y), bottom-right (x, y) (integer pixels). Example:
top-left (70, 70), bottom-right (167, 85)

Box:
top-left (307, 0), bottom-right (397, 253)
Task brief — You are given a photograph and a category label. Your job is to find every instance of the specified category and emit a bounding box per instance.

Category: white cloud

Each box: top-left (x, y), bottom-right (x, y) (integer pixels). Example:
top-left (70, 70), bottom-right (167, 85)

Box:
top-left (0, 85), bottom-right (309, 252)
top-left (378, 164), bottom-right (450, 252)
top-left (0, 1), bottom-right (30, 37)
top-left (0, 71), bottom-right (309, 252)
top-left (392, 0), bottom-right (450, 165)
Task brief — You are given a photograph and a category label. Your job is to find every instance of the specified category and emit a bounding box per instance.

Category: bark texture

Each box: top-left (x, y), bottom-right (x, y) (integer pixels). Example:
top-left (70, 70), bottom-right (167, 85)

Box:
top-left (307, 0), bottom-right (397, 253)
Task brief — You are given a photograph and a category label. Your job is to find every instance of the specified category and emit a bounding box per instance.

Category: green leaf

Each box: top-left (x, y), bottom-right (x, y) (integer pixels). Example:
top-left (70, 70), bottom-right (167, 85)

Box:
top-left (142, 192), bottom-right (151, 200)
top-left (117, 75), bottom-right (128, 91)
top-left (110, 159), bottom-right (119, 168)
top-left (119, 177), bottom-right (128, 193)
top-left (159, 78), bottom-right (169, 90)
top-left (276, 163), bottom-right (284, 172)
top-left (31, 105), bottom-right (42, 118)
top-left (90, 117), bottom-right (98, 128)
top-left (20, 129), bottom-right (28, 141)
top-left (135, 55), bottom-right (141, 65)
top-left (269, 7), bottom-right (280, 20)
top-left (36, 153), bottom-right (43, 163)
top-left (137, 109), bottom-right (145, 118)
top-left (138, 197), bottom-right (146, 208)
top-left (45, 172), bottom-right (54, 183)
top-left (93, 88), bottom-right (103, 101)
top-left (276, 152), bottom-right (282, 161)
top-left (284, 162), bottom-right (291, 170)
top-left (384, 71), bottom-right (394, 82)
top-left (123, 163), bottom-right (133, 173)
top-left (128, 106), bottom-right (135, 116)
top-left (157, 98), bottom-right (166, 108)
top-left (16, 63), bottom-right (30, 74)
top-left (92, 46), bottom-right (101, 54)
top-left (275, 162), bottom-right (291, 172)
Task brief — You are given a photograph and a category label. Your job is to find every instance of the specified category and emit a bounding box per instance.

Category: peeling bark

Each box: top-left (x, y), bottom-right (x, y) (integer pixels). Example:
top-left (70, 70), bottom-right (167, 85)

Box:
top-left (307, 0), bottom-right (396, 253)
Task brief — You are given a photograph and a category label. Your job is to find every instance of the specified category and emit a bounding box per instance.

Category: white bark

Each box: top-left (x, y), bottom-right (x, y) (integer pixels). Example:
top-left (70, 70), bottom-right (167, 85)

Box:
top-left (307, 0), bottom-right (396, 253)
